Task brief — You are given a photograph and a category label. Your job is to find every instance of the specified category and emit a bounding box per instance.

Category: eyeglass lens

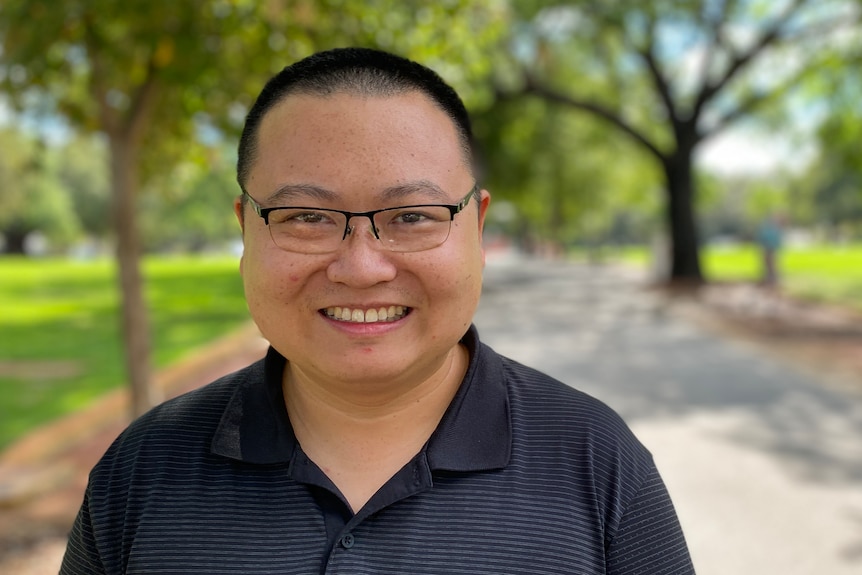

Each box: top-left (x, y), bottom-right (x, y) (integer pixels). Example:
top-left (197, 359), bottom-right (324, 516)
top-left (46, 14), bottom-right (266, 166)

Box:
top-left (267, 205), bottom-right (455, 254)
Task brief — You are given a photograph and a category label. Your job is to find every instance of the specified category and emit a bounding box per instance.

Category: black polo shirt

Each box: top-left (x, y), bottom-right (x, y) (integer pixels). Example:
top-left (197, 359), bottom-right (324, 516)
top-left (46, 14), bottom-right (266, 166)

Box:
top-left (61, 326), bottom-right (694, 574)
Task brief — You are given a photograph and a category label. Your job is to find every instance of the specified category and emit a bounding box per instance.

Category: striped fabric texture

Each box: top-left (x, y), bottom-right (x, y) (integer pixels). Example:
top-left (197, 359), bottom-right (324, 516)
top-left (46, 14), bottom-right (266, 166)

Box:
top-left (61, 326), bottom-right (694, 574)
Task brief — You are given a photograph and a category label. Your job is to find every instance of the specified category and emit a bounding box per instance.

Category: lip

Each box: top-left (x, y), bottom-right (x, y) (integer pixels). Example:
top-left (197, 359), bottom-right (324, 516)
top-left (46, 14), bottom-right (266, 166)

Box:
top-left (319, 307), bottom-right (410, 336)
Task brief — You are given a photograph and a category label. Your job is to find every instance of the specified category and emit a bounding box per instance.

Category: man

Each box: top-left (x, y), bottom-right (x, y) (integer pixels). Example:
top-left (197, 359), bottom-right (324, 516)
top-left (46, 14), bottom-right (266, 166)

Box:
top-left (757, 213), bottom-right (783, 287)
top-left (62, 48), bottom-right (694, 574)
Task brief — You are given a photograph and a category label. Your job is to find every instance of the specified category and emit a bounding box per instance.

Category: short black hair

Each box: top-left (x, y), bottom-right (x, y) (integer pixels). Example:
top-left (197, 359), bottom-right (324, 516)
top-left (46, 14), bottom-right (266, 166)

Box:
top-left (236, 47), bottom-right (474, 191)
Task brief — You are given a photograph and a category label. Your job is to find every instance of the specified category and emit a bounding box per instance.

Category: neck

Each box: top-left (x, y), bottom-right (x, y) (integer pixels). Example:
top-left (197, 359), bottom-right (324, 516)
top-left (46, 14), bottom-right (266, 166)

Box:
top-left (284, 343), bottom-right (467, 436)
top-left (282, 344), bottom-right (469, 512)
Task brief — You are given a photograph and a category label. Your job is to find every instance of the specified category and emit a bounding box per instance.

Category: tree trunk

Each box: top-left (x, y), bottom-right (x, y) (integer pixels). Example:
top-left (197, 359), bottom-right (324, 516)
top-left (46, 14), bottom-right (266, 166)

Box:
top-left (109, 135), bottom-right (157, 418)
top-left (2, 228), bottom-right (28, 255)
top-left (663, 151), bottom-right (703, 284)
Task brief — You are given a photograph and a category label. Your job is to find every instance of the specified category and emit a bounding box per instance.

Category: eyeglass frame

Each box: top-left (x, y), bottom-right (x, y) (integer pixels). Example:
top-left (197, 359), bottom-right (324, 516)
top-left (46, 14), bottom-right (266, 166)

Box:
top-left (241, 183), bottom-right (480, 252)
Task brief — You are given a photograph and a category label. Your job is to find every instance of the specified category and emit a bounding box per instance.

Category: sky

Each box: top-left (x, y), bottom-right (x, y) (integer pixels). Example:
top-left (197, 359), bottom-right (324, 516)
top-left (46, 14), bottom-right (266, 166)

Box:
top-left (696, 127), bottom-right (817, 177)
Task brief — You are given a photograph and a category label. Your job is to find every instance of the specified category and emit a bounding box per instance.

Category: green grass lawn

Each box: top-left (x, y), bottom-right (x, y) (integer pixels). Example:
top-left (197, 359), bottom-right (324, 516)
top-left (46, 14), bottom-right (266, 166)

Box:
top-left (0, 255), bottom-right (248, 450)
top-left (609, 243), bottom-right (862, 313)
top-left (706, 244), bottom-right (862, 312)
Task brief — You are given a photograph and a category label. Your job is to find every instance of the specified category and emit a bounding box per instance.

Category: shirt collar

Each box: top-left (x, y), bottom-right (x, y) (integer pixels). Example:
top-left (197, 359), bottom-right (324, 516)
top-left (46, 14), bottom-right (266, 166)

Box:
top-left (212, 325), bottom-right (511, 472)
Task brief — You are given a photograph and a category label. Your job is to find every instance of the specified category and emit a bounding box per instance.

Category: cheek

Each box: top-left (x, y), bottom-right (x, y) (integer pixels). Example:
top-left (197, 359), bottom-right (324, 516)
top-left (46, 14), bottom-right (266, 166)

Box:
top-left (242, 248), bottom-right (307, 300)
top-left (427, 248), bottom-right (483, 307)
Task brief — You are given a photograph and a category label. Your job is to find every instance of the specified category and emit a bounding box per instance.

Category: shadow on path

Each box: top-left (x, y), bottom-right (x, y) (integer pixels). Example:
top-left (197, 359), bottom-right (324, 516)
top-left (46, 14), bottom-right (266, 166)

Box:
top-left (477, 259), bottom-right (862, 487)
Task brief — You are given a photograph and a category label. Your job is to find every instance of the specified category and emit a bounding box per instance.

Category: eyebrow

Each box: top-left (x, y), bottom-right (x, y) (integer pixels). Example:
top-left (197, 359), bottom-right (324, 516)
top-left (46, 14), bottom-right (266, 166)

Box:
top-left (379, 180), bottom-right (450, 203)
top-left (265, 184), bottom-right (339, 204)
top-left (265, 180), bottom-right (452, 206)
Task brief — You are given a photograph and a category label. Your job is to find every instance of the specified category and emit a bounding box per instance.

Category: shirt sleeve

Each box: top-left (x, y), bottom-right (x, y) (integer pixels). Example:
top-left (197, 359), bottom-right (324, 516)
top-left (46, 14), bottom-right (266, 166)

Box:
top-left (60, 487), bottom-right (108, 575)
top-left (605, 464), bottom-right (696, 574)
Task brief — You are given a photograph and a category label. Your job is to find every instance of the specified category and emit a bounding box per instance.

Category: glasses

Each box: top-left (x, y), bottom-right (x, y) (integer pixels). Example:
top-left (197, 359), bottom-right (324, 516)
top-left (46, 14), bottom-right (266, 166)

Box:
top-left (243, 183), bottom-right (479, 254)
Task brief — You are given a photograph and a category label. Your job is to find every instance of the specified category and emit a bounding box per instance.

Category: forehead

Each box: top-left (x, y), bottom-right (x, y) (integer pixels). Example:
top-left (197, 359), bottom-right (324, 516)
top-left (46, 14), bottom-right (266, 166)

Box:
top-left (248, 91), bottom-right (469, 193)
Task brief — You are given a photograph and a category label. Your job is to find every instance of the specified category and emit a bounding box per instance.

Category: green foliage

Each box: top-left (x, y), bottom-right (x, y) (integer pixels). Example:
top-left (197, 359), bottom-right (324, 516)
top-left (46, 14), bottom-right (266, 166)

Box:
top-left (0, 255), bottom-right (248, 449)
top-left (474, 87), bottom-right (662, 247)
top-left (0, 0), bottom-right (506, 148)
top-left (140, 147), bottom-right (242, 252)
top-left (807, 94), bottom-right (862, 233)
top-left (57, 134), bottom-right (112, 237)
top-left (0, 127), bottom-right (82, 251)
top-left (799, 3), bottom-right (862, 235)
top-left (744, 181), bottom-right (789, 221)
top-left (0, 0), bottom-right (508, 250)
top-left (691, 161), bottom-right (862, 248)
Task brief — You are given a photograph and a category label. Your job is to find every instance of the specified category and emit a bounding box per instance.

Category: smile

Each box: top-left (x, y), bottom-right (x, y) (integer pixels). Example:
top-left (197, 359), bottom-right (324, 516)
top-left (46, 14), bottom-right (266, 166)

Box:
top-left (323, 305), bottom-right (410, 324)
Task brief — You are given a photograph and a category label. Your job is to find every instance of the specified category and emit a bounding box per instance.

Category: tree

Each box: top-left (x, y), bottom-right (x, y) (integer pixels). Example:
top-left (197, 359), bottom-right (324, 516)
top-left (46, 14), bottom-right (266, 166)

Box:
top-left (0, 127), bottom-right (81, 253)
top-left (501, 0), bottom-right (861, 282)
top-left (2, 0), bottom-right (283, 415)
top-left (807, 33), bottom-right (862, 237)
top-left (0, 0), bottom-right (504, 416)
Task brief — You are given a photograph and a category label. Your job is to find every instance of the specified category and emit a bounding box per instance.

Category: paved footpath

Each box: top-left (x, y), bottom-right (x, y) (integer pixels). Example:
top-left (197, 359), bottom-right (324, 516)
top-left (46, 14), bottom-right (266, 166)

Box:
top-left (476, 256), bottom-right (862, 575)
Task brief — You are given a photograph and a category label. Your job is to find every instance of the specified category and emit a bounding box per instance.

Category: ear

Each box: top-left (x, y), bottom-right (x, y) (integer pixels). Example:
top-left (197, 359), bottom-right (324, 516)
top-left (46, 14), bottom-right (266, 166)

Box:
top-left (233, 195), bottom-right (246, 276)
top-left (233, 195), bottom-right (246, 234)
top-left (477, 189), bottom-right (491, 266)
top-left (477, 188), bottom-right (491, 237)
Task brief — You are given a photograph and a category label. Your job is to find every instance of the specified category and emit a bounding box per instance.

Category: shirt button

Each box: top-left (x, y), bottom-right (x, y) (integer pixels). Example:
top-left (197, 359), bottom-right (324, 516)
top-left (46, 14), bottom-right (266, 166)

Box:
top-left (340, 534), bottom-right (355, 549)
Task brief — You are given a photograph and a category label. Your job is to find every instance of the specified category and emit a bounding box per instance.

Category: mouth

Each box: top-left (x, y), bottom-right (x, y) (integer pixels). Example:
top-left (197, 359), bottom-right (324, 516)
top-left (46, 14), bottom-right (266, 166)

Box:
top-left (322, 305), bottom-right (410, 324)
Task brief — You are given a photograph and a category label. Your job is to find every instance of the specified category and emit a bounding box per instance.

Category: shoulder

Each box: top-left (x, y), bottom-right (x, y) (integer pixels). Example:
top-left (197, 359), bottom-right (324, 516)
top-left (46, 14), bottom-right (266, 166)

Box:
top-left (476, 345), bottom-right (665, 540)
top-left (91, 359), bottom-right (265, 477)
top-left (501, 353), bottom-right (639, 437)
top-left (498, 350), bottom-right (654, 479)
top-left (142, 359), bottom-right (264, 427)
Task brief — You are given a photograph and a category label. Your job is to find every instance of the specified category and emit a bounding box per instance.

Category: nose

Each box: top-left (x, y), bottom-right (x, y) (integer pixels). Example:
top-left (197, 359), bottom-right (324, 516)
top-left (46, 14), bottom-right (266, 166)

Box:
top-left (326, 222), bottom-right (397, 287)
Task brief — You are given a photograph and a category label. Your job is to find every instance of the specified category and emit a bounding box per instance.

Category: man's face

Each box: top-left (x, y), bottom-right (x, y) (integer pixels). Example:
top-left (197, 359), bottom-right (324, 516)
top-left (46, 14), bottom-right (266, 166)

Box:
top-left (236, 91), bottom-right (489, 390)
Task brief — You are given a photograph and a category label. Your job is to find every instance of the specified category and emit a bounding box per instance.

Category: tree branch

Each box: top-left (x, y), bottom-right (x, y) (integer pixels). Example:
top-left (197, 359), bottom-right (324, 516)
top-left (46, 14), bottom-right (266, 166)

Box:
top-left (779, 14), bottom-right (861, 44)
top-left (123, 52), bottom-right (161, 148)
top-left (637, 15), bottom-right (680, 127)
top-left (521, 73), bottom-right (666, 162)
top-left (690, 0), bottom-right (808, 121)
top-left (82, 14), bottom-right (117, 136)
top-left (694, 0), bottom-right (734, 101)
top-left (702, 52), bottom-right (827, 138)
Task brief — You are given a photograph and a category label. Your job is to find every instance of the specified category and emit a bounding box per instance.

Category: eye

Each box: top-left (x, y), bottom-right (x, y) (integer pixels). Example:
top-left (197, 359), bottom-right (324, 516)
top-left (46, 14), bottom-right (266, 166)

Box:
top-left (292, 211), bottom-right (330, 224)
top-left (269, 209), bottom-right (338, 226)
top-left (387, 207), bottom-right (449, 225)
top-left (394, 211), bottom-right (429, 224)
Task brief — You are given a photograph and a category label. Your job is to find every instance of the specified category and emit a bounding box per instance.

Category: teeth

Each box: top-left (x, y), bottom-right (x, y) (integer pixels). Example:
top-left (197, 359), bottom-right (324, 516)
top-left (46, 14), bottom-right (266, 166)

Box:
top-left (324, 305), bottom-right (408, 324)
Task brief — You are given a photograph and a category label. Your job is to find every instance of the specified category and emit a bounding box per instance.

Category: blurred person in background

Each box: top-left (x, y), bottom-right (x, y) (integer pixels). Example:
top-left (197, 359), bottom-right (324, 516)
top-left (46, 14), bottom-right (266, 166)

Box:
top-left (758, 213), bottom-right (784, 287)
top-left (61, 47), bottom-right (694, 574)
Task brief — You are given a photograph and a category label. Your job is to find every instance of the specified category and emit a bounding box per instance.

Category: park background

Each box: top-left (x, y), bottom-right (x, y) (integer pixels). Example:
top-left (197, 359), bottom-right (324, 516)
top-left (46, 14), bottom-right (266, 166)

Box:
top-left (1, 0), bottom-right (861, 573)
